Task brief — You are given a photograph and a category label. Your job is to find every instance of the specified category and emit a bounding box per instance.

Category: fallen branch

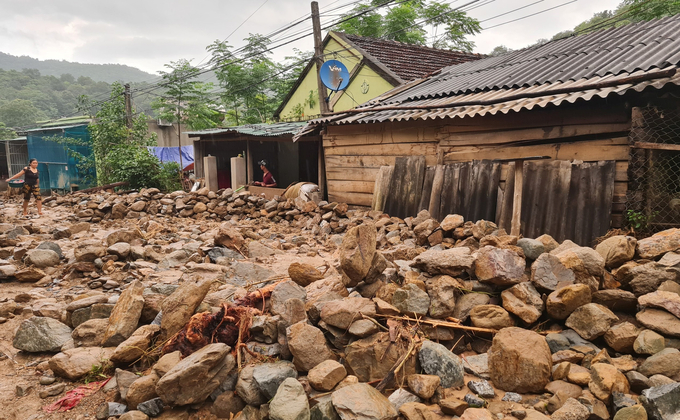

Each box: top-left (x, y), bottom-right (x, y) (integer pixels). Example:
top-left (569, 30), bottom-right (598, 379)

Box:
top-left (71, 181), bottom-right (129, 194)
top-left (375, 314), bottom-right (499, 335)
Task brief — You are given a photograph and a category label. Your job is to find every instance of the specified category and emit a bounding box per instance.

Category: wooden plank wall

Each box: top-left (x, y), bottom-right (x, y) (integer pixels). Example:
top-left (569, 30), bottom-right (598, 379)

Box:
top-left (323, 103), bottom-right (631, 226)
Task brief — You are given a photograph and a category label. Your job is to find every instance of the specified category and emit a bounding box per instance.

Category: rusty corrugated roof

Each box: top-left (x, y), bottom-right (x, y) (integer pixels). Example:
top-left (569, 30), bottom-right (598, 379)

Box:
top-left (342, 33), bottom-right (483, 82)
top-left (293, 15), bottom-right (680, 138)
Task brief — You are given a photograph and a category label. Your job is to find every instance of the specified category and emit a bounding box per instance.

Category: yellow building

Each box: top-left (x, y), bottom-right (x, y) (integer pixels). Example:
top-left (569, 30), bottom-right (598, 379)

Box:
top-left (275, 31), bottom-right (482, 121)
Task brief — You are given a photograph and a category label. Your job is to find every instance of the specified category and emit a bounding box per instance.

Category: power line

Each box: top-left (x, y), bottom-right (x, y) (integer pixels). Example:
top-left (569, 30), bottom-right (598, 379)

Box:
top-left (482, 0), bottom-right (579, 30)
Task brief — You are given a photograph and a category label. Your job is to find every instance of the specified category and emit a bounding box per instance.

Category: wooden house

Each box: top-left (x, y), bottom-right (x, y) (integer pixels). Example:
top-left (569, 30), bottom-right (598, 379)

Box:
top-left (297, 15), bottom-right (680, 245)
top-left (275, 31), bottom-right (481, 121)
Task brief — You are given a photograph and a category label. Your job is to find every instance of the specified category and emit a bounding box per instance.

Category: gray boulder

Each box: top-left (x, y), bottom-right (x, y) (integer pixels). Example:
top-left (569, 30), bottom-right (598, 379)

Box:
top-left (13, 317), bottom-right (72, 352)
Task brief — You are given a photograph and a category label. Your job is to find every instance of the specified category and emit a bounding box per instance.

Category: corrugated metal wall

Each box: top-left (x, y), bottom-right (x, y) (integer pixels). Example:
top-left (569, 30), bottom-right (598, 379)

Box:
top-left (498, 160), bottom-right (616, 245)
top-left (26, 125), bottom-right (94, 191)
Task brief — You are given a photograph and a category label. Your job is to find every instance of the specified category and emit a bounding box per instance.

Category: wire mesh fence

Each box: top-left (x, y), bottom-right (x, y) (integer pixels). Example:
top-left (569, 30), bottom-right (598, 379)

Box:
top-left (626, 106), bottom-right (680, 236)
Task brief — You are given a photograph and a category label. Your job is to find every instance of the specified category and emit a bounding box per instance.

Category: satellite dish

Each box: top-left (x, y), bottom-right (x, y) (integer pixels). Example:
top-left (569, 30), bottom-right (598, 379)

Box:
top-left (320, 60), bottom-right (350, 91)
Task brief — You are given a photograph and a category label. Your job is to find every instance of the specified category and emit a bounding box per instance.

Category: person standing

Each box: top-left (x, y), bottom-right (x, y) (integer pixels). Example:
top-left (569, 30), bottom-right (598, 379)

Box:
top-left (253, 159), bottom-right (277, 187)
top-left (6, 158), bottom-right (42, 218)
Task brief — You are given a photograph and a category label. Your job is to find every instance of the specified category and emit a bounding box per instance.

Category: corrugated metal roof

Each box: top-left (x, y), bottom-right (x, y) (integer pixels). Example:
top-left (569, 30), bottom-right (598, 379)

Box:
top-left (342, 33), bottom-right (483, 82)
top-left (385, 14), bottom-right (680, 103)
top-left (25, 123), bottom-right (89, 132)
top-left (186, 122), bottom-right (307, 138)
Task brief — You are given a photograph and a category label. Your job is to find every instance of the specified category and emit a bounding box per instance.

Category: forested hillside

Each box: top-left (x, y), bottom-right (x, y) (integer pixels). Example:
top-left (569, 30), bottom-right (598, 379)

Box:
top-left (0, 52), bottom-right (155, 84)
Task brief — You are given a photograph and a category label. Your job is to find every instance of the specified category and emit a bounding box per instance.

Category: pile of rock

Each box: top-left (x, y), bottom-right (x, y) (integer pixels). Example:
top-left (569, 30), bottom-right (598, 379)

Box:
top-left (3, 199), bottom-right (680, 420)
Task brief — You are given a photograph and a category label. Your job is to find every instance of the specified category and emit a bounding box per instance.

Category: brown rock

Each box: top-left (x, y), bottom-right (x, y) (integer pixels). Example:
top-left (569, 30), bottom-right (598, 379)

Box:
top-left (126, 374), bottom-right (160, 410)
top-left (215, 224), bottom-right (245, 251)
top-left (440, 398), bottom-right (469, 416)
top-left (110, 324), bottom-right (161, 365)
top-left (441, 214), bottom-right (465, 231)
top-left (425, 276), bottom-right (462, 319)
top-left (470, 305), bottom-right (515, 329)
top-left (288, 262), bottom-right (324, 287)
top-left (604, 322), bottom-right (639, 354)
top-left (407, 374), bottom-right (440, 399)
top-left (531, 254), bottom-right (575, 292)
top-left (102, 280), bottom-right (145, 347)
top-left (49, 347), bottom-right (114, 381)
top-left (399, 402), bottom-right (440, 420)
top-left (595, 236), bottom-right (637, 269)
top-left (332, 382), bottom-right (398, 420)
top-left (546, 284), bottom-right (592, 320)
top-left (637, 228), bottom-right (680, 259)
top-left (14, 267), bottom-right (46, 282)
top-left (556, 247), bottom-right (604, 293)
top-left (636, 308), bottom-right (680, 337)
top-left (156, 343), bottom-right (234, 406)
top-left (74, 239), bottom-right (106, 262)
top-left (160, 277), bottom-right (213, 341)
top-left (460, 408), bottom-right (494, 420)
top-left (592, 289), bottom-right (638, 312)
top-left (565, 303), bottom-right (619, 341)
top-left (588, 363), bottom-right (629, 403)
top-left (488, 327), bottom-right (552, 393)
top-left (501, 282), bottom-right (543, 324)
top-left (410, 247), bottom-right (475, 277)
top-left (340, 223), bottom-right (377, 285)
top-left (287, 321), bottom-right (336, 372)
top-left (566, 364), bottom-right (591, 386)
top-left (638, 291), bottom-right (680, 318)
top-left (308, 359), bottom-right (347, 391)
top-left (545, 380), bottom-right (583, 399)
top-left (71, 318), bottom-right (108, 347)
top-left (454, 293), bottom-right (491, 322)
top-left (320, 297), bottom-right (376, 329)
top-left (475, 246), bottom-right (526, 286)
top-left (345, 332), bottom-right (416, 384)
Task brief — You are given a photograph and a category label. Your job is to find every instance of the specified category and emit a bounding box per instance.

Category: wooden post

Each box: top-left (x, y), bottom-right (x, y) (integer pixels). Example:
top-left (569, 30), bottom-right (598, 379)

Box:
top-left (124, 83), bottom-right (132, 129)
top-left (311, 1), bottom-right (330, 116)
top-left (511, 159), bottom-right (524, 236)
top-left (246, 140), bottom-right (254, 184)
top-left (318, 138), bottom-right (326, 197)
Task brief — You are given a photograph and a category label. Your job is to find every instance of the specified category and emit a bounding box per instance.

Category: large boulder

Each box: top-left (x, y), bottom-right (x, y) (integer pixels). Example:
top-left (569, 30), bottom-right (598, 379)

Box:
top-left (531, 254), bottom-right (575, 292)
top-left (565, 303), bottom-right (619, 341)
top-left (392, 284), bottom-right (430, 317)
top-left (425, 276), bottom-right (460, 319)
top-left (345, 332), bottom-right (416, 384)
top-left (269, 378), bottom-right (310, 420)
top-left (74, 239), bottom-right (106, 262)
top-left (418, 340), bottom-right (464, 388)
top-left (13, 317), bottom-right (72, 352)
top-left (25, 249), bottom-right (60, 268)
top-left (617, 263), bottom-right (677, 297)
top-left (156, 343), bottom-right (234, 406)
top-left (470, 305), bottom-right (515, 329)
top-left (159, 278), bottom-right (213, 341)
top-left (546, 284), bottom-right (592, 320)
top-left (49, 347), bottom-right (115, 381)
top-left (475, 246), bottom-right (526, 286)
top-left (556, 247), bottom-right (605, 293)
top-left (588, 363), bottom-right (630, 403)
top-left (287, 321), bottom-right (336, 372)
top-left (102, 280), bottom-right (145, 347)
top-left (636, 309), bottom-right (680, 337)
top-left (339, 223), bottom-right (376, 286)
top-left (501, 282), bottom-right (543, 324)
top-left (595, 236), bottom-right (637, 269)
top-left (320, 297), bottom-right (376, 329)
top-left (332, 383), bottom-right (398, 420)
top-left (638, 291), bottom-right (680, 319)
top-left (214, 224), bottom-right (245, 251)
top-left (637, 228), bottom-right (680, 259)
top-left (252, 361), bottom-right (298, 399)
top-left (410, 248), bottom-right (475, 277)
top-left (488, 327), bottom-right (552, 393)
top-left (641, 382), bottom-right (680, 420)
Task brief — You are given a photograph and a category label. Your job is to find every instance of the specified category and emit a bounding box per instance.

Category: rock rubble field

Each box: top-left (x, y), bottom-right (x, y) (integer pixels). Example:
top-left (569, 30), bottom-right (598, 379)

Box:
top-left (0, 186), bottom-right (679, 420)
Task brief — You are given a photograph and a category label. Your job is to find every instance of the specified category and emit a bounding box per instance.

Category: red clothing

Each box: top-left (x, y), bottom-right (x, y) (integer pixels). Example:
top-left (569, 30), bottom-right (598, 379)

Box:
top-left (262, 172), bottom-right (276, 186)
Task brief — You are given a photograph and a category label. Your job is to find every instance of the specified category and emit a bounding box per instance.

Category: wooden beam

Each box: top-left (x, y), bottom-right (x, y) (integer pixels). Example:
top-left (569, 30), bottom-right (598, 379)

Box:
top-left (246, 140), bottom-right (253, 184)
top-left (511, 160), bottom-right (524, 236)
top-left (633, 142), bottom-right (680, 151)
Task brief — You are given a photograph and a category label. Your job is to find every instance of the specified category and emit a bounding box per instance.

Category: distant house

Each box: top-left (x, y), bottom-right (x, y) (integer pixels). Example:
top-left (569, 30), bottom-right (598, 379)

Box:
top-left (298, 15), bottom-right (680, 245)
top-left (274, 31), bottom-right (482, 121)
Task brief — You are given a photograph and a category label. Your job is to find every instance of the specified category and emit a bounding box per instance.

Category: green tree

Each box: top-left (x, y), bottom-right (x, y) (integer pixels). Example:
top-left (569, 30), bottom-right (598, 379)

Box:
top-left (208, 34), bottom-right (287, 125)
top-left (0, 99), bottom-right (46, 128)
top-left (87, 82), bottom-right (160, 188)
top-left (0, 122), bottom-right (16, 140)
top-left (152, 59), bottom-right (221, 130)
top-left (623, 0), bottom-right (680, 22)
top-left (335, 0), bottom-right (481, 51)
top-left (488, 45), bottom-right (513, 57)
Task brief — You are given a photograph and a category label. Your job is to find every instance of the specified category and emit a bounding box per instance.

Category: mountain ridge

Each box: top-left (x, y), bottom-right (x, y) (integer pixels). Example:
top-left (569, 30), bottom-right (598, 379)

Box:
top-left (0, 51), bottom-right (157, 84)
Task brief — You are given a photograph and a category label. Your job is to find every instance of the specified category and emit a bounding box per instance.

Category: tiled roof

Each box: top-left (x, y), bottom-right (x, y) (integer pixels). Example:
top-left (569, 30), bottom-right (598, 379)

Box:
top-left (341, 33), bottom-right (483, 82)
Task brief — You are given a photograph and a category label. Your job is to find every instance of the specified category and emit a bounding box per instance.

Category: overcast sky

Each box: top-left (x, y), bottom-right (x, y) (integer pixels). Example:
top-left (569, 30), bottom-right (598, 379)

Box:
top-left (0, 0), bottom-right (623, 75)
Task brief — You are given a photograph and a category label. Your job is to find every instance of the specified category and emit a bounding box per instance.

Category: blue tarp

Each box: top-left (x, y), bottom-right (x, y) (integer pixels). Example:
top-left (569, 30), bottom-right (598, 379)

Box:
top-left (148, 146), bottom-right (194, 170)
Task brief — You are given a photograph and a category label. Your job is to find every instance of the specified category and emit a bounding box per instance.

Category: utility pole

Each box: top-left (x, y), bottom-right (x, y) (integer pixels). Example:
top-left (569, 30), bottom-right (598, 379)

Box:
top-left (311, 1), bottom-right (330, 116)
top-left (124, 83), bottom-right (133, 129)
top-left (176, 92), bottom-right (183, 180)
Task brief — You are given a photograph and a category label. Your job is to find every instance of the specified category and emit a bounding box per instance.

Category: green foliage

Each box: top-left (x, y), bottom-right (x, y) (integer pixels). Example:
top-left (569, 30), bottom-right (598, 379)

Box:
top-left (207, 34), bottom-right (308, 125)
top-left (623, 0), bottom-right (680, 22)
top-left (625, 209), bottom-right (658, 231)
top-left (0, 99), bottom-right (46, 128)
top-left (152, 59), bottom-right (221, 130)
top-left (488, 45), bottom-right (513, 57)
top-left (335, 0), bottom-right (481, 51)
top-left (0, 122), bottom-right (15, 140)
top-left (156, 162), bottom-right (182, 192)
